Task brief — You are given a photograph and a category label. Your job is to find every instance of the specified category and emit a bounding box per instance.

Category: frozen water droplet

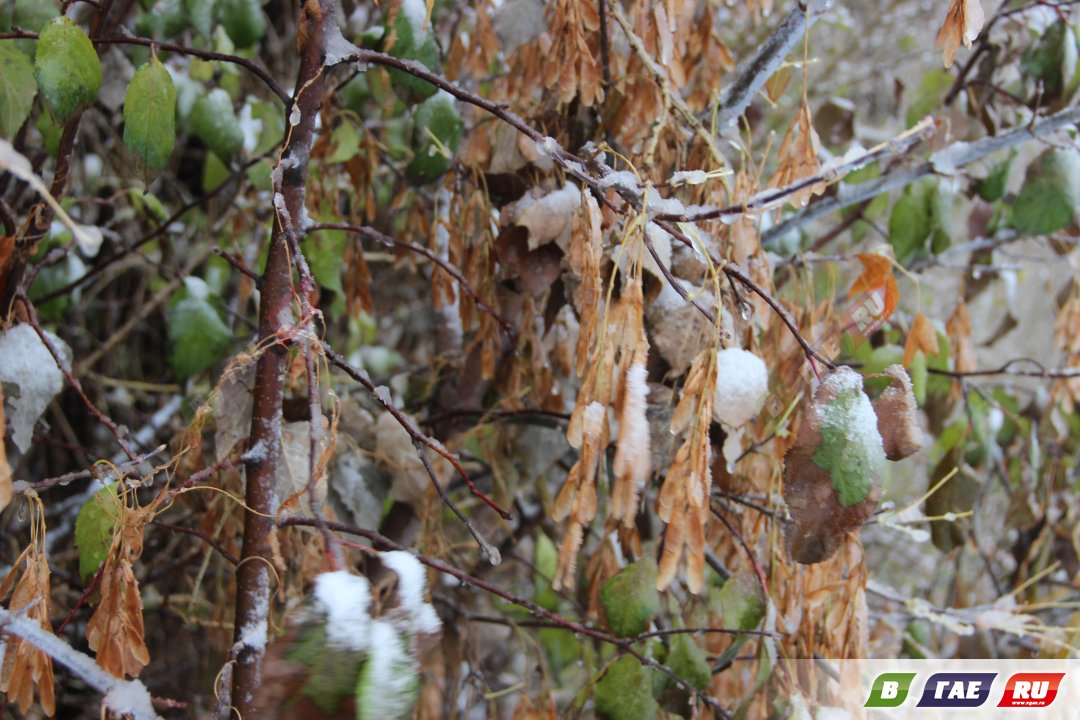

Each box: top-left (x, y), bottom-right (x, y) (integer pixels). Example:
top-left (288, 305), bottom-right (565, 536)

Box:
top-left (738, 300), bottom-right (754, 321)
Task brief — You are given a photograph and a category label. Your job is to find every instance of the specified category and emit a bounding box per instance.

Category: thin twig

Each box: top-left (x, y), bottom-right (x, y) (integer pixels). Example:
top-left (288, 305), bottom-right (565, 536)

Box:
top-left (279, 515), bottom-right (732, 719)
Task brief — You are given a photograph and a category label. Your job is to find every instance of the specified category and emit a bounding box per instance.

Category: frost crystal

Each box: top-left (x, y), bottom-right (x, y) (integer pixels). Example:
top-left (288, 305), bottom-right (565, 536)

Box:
top-left (288, 105), bottom-right (301, 127)
top-left (670, 170), bottom-right (709, 186)
top-left (314, 571), bottom-right (372, 652)
top-left (713, 347), bottom-right (769, 428)
top-left (381, 551), bottom-right (442, 634)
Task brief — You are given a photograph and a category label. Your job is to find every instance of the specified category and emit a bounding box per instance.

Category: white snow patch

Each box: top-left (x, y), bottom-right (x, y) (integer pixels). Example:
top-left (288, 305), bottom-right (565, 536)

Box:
top-left (103, 681), bottom-right (159, 720)
top-left (235, 616), bottom-right (268, 652)
top-left (241, 439), bottom-right (267, 463)
top-left (0, 324), bottom-right (72, 452)
top-left (238, 102), bottom-right (263, 155)
top-left (613, 363), bottom-right (651, 491)
top-left (400, 0), bottom-right (429, 36)
top-left (381, 551), bottom-right (442, 634)
top-left (534, 136), bottom-right (560, 157)
top-left (324, 21), bottom-right (362, 66)
top-left (314, 570), bottom-right (372, 652)
top-left (645, 186), bottom-right (686, 216)
top-left (929, 141), bottom-right (973, 176)
top-left (373, 385), bottom-right (393, 406)
top-left (670, 170), bottom-right (709, 186)
top-left (583, 401), bottom-right (606, 438)
top-left (289, 105), bottom-right (301, 127)
top-left (361, 620), bottom-right (417, 717)
top-left (713, 347), bottom-right (769, 428)
top-left (598, 170), bottom-right (640, 192)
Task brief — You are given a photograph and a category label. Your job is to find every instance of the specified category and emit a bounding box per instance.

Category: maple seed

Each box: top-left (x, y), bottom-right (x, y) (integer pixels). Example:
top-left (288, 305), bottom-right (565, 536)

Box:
top-left (936, 0), bottom-right (985, 68)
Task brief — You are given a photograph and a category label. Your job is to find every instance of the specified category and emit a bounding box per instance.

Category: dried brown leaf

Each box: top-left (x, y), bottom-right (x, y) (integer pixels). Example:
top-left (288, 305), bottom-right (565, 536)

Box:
top-left (873, 365), bottom-right (924, 461)
top-left (0, 548), bottom-right (55, 715)
top-left (903, 312), bottom-right (940, 366)
top-left (936, 0), bottom-right (984, 68)
top-left (86, 557), bottom-right (151, 678)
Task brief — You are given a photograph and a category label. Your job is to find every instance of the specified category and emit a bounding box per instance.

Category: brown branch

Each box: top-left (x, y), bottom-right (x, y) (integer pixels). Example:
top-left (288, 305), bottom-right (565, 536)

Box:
top-left (308, 222), bottom-right (518, 344)
top-left (151, 521), bottom-right (240, 566)
top-left (927, 358), bottom-right (1080, 379)
top-left (322, 343), bottom-right (513, 520)
top-left (230, 1), bottom-right (332, 712)
top-left (279, 515), bottom-right (732, 719)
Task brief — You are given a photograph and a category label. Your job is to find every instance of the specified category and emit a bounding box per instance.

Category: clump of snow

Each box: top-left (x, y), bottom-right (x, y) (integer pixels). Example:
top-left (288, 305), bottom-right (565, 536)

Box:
top-left (358, 620), bottom-right (417, 719)
top-left (103, 681), bottom-right (159, 720)
top-left (928, 141), bottom-right (973, 176)
top-left (0, 324), bottom-right (72, 452)
top-left (314, 571), bottom-right (372, 652)
top-left (381, 551), bottom-right (442, 634)
top-left (399, 0), bottom-right (429, 35)
top-left (598, 170), bottom-right (641, 192)
top-left (288, 105), bottom-right (301, 127)
top-left (670, 170), bottom-right (709, 186)
top-left (324, 21), bottom-right (362, 66)
top-left (238, 101), bottom-right (264, 155)
top-left (645, 186), bottom-right (687, 217)
top-left (534, 136), bottom-right (560, 158)
top-left (713, 347), bottom-right (769, 428)
top-left (583, 401), bottom-right (606, 438)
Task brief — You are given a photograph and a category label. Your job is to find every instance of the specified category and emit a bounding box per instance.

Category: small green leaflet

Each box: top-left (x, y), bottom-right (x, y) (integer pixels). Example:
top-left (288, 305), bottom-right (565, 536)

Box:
top-left (811, 388), bottom-right (886, 507)
top-left (594, 655), bottom-right (658, 720)
top-left (74, 483), bottom-right (120, 581)
top-left (384, 2), bottom-right (440, 100)
top-left (406, 91), bottom-right (463, 184)
top-left (166, 279), bottom-right (232, 379)
top-left (34, 17), bottom-right (101, 120)
top-left (0, 43), bottom-right (36, 139)
top-left (600, 557), bottom-right (660, 637)
top-left (191, 88), bottom-right (244, 161)
top-left (218, 0), bottom-right (267, 49)
top-left (665, 635), bottom-right (710, 692)
top-left (718, 571), bottom-right (765, 631)
top-left (1011, 149), bottom-right (1079, 236)
top-left (123, 57), bottom-right (177, 170)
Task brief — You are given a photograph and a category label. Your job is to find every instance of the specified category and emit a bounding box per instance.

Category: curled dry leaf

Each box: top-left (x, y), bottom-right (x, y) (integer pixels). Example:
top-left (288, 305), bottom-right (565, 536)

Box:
top-left (767, 98), bottom-right (825, 207)
top-left (849, 253), bottom-right (899, 323)
top-left (783, 367), bottom-right (885, 564)
top-left (903, 312), bottom-right (940, 366)
top-left (936, 0), bottom-right (985, 69)
top-left (873, 365), bottom-right (924, 461)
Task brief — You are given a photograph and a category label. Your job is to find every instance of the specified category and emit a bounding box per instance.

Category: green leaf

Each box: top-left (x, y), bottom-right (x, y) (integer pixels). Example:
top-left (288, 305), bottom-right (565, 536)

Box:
top-left (533, 532), bottom-right (560, 611)
top-left (183, 0), bottom-right (218, 38)
top-left (0, 42), bottom-right (37, 139)
top-left (909, 349), bottom-right (928, 405)
top-left (1011, 149), bottom-right (1079, 236)
top-left (905, 69), bottom-right (952, 128)
top-left (384, 3), bottom-right (440, 100)
top-left (286, 624), bottom-right (364, 715)
top-left (306, 226), bottom-right (347, 298)
top-left (976, 153), bottom-right (1014, 202)
top-left (665, 635), bottom-right (710, 692)
top-left (326, 120), bottom-right (361, 164)
top-left (190, 88), bottom-right (243, 161)
top-left (34, 17), bottom-right (101, 120)
top-left (812, 387), bottom-right (887, 506)
top-left (718, 571), bottom-right (765, 631)
top-left (166, 279), bottom-right (233, 379)
top-left (594, 655), bottom-right (659, 720)
top-left (74, 484), bottom-right (120, 581)
top-left (601, 558), bottom-right (660, 637)
top-left (9, 0), bottom-right (60, 57)
top-left (405, 91), bottom-right (463, 184)
top-left (1021, 20), bottom-right (1070, 96)
top-left (218, 0), bottom-right (267, 48)
top-left (888, 179), bottom-right (933, 264)
top-left (123, 58), bottom-right (177, 170)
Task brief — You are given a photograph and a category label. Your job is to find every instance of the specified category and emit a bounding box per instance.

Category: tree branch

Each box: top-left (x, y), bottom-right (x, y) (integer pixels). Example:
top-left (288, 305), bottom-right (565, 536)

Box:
top-left (762, 105), bottom-right (1080, 244)
top-left (230, 0), bottom-right (332, 712)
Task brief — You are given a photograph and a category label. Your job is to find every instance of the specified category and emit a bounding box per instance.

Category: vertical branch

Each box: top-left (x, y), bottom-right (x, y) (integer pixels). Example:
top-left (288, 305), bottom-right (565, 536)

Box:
top-left (229, 0), bottom-right (332, 713)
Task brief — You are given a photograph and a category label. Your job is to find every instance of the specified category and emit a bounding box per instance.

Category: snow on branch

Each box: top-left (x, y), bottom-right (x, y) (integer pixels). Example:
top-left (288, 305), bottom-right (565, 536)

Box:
top-left (763, 105), bottom-right (1080, 243)
top-left (0, 608), bottom-right (161, 720)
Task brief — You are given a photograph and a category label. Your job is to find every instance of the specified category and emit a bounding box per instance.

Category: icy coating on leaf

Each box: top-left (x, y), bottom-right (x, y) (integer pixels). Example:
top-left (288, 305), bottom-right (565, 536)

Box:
top-left (812, 386), bottom-right (885, 506)
top-left (0, 324), bottom-right (71, 452)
